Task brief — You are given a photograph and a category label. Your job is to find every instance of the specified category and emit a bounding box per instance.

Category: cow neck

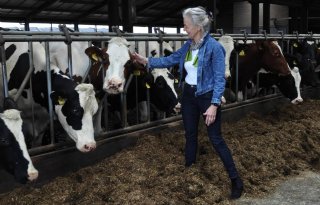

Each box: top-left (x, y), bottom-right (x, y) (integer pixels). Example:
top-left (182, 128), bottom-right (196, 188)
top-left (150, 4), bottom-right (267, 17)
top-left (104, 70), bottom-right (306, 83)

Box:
top-left (88, 46), bottom-right (109, 95)
top-left (51, 72), bottom-right (77, 97)
top-left (233, 43), bottom-right (263, 91)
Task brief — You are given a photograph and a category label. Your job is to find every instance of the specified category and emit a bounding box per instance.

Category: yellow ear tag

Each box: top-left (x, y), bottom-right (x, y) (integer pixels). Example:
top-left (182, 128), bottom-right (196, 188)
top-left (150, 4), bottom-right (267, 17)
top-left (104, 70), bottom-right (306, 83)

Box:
top-left (145, 83), bottom-right (150, 89)
top-left (174, 79), bottom-right (179, 83)
top-left (58, 96), bottom-right (66, 105)
top-left (133, 70), bottom-right (141, 76)
top-left (239, 50), bottom-right (245, 56)
top-left (91, 53), bottom-right (98, 62)
top-left (293, 43), bottom-right (298, 48)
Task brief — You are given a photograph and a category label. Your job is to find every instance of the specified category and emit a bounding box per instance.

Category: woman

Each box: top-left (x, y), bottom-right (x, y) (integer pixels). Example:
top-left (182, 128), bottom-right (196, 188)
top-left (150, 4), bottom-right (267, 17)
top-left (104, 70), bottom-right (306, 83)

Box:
top-left (132, 6), bottom-right (243, 199)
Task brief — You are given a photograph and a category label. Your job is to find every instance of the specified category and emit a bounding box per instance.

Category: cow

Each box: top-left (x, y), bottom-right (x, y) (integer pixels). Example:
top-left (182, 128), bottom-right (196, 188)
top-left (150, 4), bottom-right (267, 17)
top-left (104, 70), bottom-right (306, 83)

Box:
top-left (145, 68), bottom-right (179, 115)
top-left (128, 40), bottom-right (180, 117)
top-left (47, 37), bottom-right (179, 130)
top-left (129, 40), bottom-right (174, 58)
top-left (289, 39), bottom-right (320, 87)
top-left (87, 38), bottom-right (179, 123)
top-left (48, 38), bottom-right (130, 131)
top-left (227, 39), bottom-right (303, 104)
top-left (0, 42), bottom-right (98, 152)
top-left (218, 35), bottom-right (234, 79)
top-left (0, 97), bottom-right (38, 184)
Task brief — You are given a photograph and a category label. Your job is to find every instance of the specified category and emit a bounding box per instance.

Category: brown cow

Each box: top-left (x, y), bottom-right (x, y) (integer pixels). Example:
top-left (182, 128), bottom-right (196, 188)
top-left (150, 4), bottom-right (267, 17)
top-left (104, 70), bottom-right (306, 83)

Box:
top-left (228, 39), bottom-right (303, 104)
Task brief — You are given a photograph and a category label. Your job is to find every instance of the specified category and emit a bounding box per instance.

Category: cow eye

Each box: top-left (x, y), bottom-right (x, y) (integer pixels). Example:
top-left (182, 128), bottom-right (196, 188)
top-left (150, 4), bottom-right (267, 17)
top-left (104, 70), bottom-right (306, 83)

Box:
top-left (72, 108), bottom-right (83, 116)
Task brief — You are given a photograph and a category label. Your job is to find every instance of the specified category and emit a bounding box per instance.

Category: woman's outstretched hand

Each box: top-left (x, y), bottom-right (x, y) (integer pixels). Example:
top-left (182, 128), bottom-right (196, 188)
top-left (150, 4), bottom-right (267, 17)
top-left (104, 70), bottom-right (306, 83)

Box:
top-left (132, 52), bottom-right (148, 66)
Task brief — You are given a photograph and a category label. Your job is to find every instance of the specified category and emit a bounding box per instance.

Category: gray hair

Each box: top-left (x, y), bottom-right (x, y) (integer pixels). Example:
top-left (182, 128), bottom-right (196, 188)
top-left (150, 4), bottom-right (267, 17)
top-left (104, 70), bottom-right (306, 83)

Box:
top-left (182, 6), bottom-right (213, 33)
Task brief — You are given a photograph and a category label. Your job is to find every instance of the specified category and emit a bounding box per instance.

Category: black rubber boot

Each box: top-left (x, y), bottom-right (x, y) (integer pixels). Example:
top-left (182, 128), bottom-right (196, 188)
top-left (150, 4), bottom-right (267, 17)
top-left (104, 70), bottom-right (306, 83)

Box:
top-left (230, 177), bottom-right (244, 199)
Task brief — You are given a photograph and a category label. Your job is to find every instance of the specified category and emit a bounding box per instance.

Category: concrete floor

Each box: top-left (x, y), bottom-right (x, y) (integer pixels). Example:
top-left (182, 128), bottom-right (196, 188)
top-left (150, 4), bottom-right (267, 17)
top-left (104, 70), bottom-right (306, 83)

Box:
top-left (236, 171), bottom-right (320, 205)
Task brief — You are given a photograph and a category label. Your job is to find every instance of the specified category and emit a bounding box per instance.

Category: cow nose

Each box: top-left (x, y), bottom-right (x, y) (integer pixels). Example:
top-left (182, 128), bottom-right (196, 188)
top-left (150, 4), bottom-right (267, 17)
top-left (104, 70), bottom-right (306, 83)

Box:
top-left (291, 97), bottom-right (303, 104)
top-left (28, 170), bottom-right (39, 181)
top-left (108, 79), bottom-right (123, 90)
top-left (83, 142), bottom-right (96, 152)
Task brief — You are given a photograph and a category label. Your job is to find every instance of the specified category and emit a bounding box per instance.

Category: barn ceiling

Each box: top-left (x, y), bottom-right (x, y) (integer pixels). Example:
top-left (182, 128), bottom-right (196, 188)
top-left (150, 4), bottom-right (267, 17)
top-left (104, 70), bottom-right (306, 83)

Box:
top-left (0, 0), bottom-right (320, 28)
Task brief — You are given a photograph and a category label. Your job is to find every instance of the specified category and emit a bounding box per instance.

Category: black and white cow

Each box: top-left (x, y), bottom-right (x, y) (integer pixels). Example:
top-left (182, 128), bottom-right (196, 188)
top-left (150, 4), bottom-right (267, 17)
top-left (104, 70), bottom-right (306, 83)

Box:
top-left (129, 40), bottom-right (174, 58)
top-left (128, 40), bottom-right (180, 117)
top-left (0, 97), bottom-right (38, 184)
top-left (1, 42), bottom-right (98, 152)
top-left (47, 37), bottom-right (179, 129)
top-left (290, 39), bottom-right (320, 86)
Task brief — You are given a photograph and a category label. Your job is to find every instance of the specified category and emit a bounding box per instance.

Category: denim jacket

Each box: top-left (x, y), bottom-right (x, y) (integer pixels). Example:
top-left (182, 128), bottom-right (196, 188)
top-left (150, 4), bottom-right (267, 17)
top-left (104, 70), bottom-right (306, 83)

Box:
top-left (148, 33), bottom-right (226, 105)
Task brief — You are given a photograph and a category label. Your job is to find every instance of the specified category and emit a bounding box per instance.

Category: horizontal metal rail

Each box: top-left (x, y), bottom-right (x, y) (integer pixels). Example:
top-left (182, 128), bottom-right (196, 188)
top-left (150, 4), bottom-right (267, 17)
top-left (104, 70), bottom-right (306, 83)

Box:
top-left (0, 32), bottom-right (320, 42)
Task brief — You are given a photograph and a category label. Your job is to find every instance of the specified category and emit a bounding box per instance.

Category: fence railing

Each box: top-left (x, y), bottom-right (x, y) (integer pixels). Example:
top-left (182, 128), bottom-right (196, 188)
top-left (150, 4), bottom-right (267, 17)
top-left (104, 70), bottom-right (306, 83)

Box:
top-left (0, 29), bottom-right (318, 155)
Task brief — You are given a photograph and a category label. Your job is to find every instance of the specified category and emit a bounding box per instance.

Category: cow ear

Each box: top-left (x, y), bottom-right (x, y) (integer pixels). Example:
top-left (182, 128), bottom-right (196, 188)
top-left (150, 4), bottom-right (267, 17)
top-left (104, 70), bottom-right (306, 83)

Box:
top-left (255, 40), bottom-right (264, 50)
top-left (50, 92), bottom-right (66, 106)
top-left (144, 73), bottom-right (154, 88)
top-left (3, 97), bottom-right (18, 110)
top-left (85, 46), bottom-right (103, 62)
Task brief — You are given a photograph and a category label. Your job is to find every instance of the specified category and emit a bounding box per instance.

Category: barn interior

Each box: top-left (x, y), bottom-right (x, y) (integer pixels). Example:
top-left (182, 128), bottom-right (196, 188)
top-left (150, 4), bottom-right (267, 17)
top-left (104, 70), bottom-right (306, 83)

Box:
top-left (1, 0), bottom-right (320, 34)
top-left (1, 0), bottom-right (320, 201)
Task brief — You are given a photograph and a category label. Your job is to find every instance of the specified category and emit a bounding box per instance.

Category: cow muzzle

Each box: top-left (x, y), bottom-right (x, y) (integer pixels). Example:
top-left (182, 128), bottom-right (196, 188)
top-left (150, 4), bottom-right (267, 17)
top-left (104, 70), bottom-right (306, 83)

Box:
top-left (28, 169), bottom-right (39, 181)
top-left (79, 142), bottom-right (97, 152)
top-left (291, 97), bottom-right (303, 104)
top-left (104, 78), bottom-right (124, 94)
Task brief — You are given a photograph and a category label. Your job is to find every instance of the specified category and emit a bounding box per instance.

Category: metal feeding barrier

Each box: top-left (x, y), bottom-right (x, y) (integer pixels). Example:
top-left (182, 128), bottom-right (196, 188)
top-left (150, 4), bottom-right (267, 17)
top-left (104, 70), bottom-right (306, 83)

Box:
top-left (0, 27), bottom-right (319, 156)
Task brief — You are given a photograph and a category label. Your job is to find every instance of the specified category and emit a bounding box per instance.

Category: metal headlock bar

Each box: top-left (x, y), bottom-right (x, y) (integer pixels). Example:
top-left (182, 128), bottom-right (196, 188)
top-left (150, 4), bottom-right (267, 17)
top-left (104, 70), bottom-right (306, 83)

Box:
top-left (1, 30), bottom-right (320, 41)
top-left (1, 31), bottom-right (320, 156)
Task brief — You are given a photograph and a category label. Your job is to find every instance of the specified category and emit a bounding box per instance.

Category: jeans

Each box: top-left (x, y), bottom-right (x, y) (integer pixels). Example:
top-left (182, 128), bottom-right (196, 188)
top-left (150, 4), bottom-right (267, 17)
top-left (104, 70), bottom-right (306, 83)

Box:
top-left (181, 83), bottom-right (239, 179)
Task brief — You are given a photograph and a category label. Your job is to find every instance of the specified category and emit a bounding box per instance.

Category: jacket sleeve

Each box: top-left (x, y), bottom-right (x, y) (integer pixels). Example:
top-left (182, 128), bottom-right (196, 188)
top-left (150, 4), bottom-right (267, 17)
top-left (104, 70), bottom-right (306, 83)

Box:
top-left (147, 43), bottom-right (188, 69)
top-left (211, 43), bottom-right (226, 105)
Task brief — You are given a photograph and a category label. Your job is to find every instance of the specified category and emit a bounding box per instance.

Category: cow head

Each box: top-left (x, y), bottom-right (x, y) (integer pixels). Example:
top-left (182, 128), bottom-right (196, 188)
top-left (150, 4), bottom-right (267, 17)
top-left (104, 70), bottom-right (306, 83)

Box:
top-left (0, 98), bottom-right (38, 183)
top-left (218, 35), bottom-right (234, 79)
top-left (51, 82), bottom-right (98, 152)
top-left (145, 68), bottom-right (179, 115)
top-left (255, 40), bottom-right (291, 75)
top-left (85, 37), bottom-right (131, 95)
top-left (103, 37), bottom-right (131, 94)
top-left (290, 39), bottom-right (320, 86)
top-left (149, 41), bottom-right (174, 57)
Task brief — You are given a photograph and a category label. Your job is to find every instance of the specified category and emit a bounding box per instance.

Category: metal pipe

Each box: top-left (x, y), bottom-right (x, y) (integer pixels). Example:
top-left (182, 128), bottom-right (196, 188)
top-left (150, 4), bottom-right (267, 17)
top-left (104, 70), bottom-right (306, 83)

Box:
top-left (121, 74), bottom-right (133, 128)
top-left (135, 75), bottom-right (139, 124)
top-left (14, 42), bottom-right (35, 101)
top-left (44, 42), bottom-right (55, 144)
top-left (81, 41), bottom-right (93, 83)
top-left (235, 45), bottom-right (239, 102)
top-left (4, 34), bottom-right (320, 43)
top-left (0, 44), bottom-right (9, 98)
top-left (67, 44), bottom-right (73, 78)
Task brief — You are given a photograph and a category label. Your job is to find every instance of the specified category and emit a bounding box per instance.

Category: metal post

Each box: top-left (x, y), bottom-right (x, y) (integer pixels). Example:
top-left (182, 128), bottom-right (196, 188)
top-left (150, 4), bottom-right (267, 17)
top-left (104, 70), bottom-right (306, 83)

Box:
top-left (154, 27), bottom-right (164, 57)
top-left (67, 44), bottom-right (73, 78)
top-left (122, 74), bottom-right (133, 128)
top-left (14, 42), bottom-right (35, 101)
top-left (44, 42), bottom-right (55, 144)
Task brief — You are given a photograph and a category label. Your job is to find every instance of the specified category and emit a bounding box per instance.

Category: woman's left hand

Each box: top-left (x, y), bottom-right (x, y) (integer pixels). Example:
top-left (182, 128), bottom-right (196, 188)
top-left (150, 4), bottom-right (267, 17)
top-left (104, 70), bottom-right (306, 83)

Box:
top-left (203, 105), bottom-right (218, 126)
